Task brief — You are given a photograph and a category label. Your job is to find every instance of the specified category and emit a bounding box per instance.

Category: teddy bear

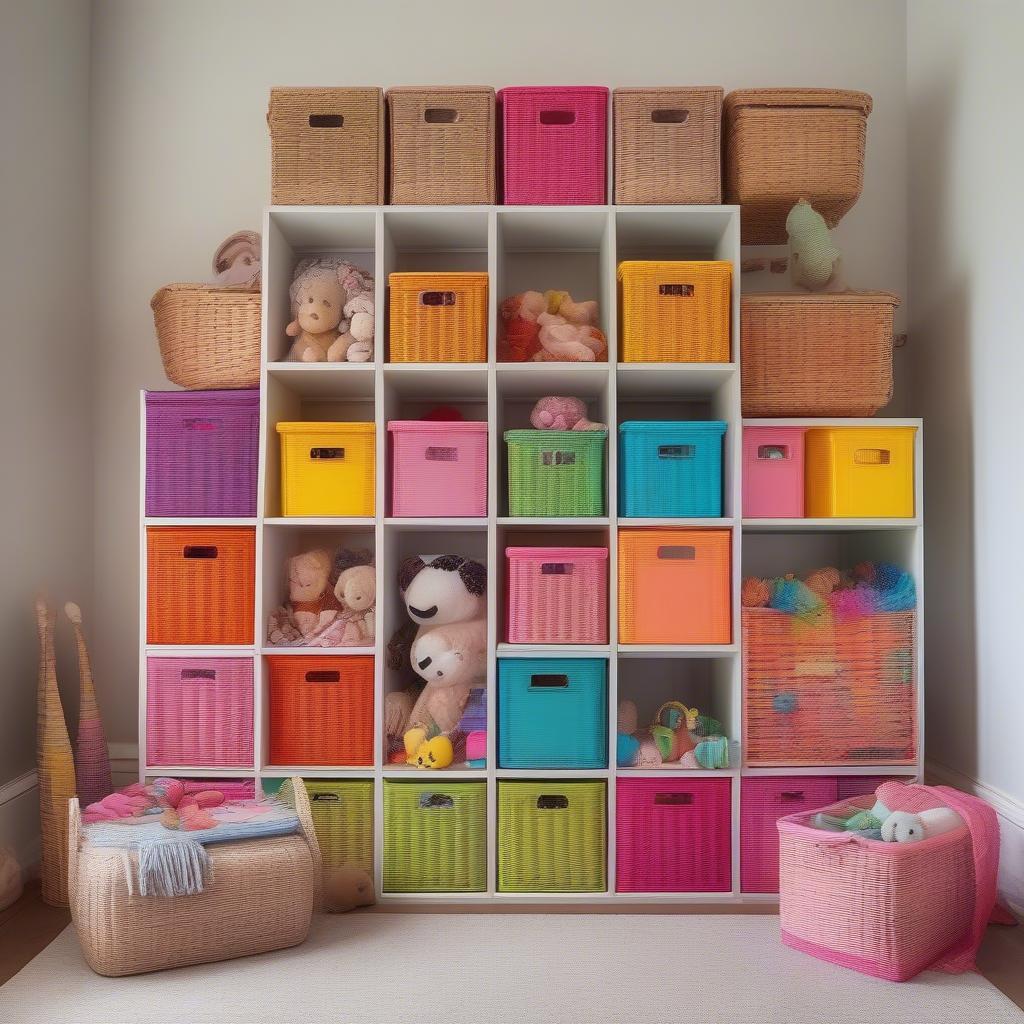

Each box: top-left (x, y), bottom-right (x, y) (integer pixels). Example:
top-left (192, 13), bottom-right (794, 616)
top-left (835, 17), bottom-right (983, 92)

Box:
top-left (530, 396), bottom-right (606, 432)
top-left (498, 289), bottom-right (607, 362)
top-left (285, 256), bottom-right (375, 363)
top-left (323, 863), bottom-right (376, 913)
top-left (266, 548), bottom-right (341, 645)
top-left (211, 229), bottom-right (261, 288)
top-left (309, 549), bottom-right (376, 648)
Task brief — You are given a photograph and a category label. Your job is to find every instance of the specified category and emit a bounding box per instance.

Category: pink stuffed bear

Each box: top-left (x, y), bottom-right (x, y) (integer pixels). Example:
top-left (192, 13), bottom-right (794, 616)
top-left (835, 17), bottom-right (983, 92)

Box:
top-left (498, 290), bottom-right (607, 362)
top-left (530, 397), bottom-right (606, 432)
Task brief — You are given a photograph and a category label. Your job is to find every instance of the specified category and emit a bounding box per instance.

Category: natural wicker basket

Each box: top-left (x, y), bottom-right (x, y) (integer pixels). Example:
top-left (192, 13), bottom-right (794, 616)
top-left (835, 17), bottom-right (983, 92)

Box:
top-left (151, 284), bottom-right (260, 389)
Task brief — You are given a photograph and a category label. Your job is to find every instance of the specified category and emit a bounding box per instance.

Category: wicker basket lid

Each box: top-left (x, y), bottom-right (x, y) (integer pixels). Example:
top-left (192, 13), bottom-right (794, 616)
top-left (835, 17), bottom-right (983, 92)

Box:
top-left (388, 420), bottom-right (487, 434)
top-left (497, 86), bottom-right (609, 98)
top-left (742, 291), bottom-right (899, 308)
top-left (724, 88), bottom-right (872, 117)
top-left (146, 389), bottom-right (259, 408)
top-left (275, 421), bottom-right (374, 435)
top-left (386, 85), bottom-right (494, 98)
top-left (388, 272), bottom-right (488, 286)
top-left (504, 428), bottom-right (608, 442)
top-left (614, 86), bottom-right (723, 98)
top-left (506, 546), bottom-right (608, 560)
top-left (619, 420), bottom-right (726, 435)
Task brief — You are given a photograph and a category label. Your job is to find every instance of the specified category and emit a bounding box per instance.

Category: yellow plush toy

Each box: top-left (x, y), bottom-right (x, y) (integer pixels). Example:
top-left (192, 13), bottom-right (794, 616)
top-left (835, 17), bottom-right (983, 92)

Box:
top-left (407, 733), bottom-right (454, 770)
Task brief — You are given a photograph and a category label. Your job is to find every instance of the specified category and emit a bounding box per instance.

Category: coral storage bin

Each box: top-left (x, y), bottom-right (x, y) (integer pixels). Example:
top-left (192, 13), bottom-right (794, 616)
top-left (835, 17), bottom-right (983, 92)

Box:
top-left (498, 781), bottom-right (606, 892)
top-left (498, 658), bottom-right (607, 769)
top-left (613, 87), bottom-right (723, 204)
top-left (388, 272), bottom-right (488, 363)
top-left (619, 420), bottom-right (726, 518)
top-left (146, 527), bottom-right (254, 645)
top-left (389, 420), bottom-right (487, 517)
top-left (499, 86), bottom-right (608, 204)
top-left (779, 795), bottom-right (973, 981)
top-left (617, 778), bottom-right (732, 892)
top-left (618, 261), bottom-right (731, 363)
top-left (724, 89), bottom-right (872, 244)
top-left (268, 655), bottom-right (374, 766)
top-left (276, 422), bottom-right (375, 517)
top-left (145, 390), bottom-right (259, 517)
top-left (805, 427), bottom-right (916, 518)
top-left (304, 779), bottom-right (374, 875)
top-left (383, 781), bottom-right (486, 892)
top-left (742, 426), bottom-right (805, 519)
top-left (618, 529), bottom-right (731, 644)
top-left (505, 547), bottom-right (608, 645)
top-left (146, 657), bottom-right (254, 768)
top-left (387, 86), bottom-right (495, 204)
top-left (505, 428), bottom-right (607, 517)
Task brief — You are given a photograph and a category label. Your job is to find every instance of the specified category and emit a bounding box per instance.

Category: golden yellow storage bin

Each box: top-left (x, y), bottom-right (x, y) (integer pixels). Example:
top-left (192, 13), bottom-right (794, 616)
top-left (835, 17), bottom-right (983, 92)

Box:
top-left (388, 272), bottom-right (488, 363)
top-left (618, 261), bottom-right (731, 363)
top-left (276, 422), bottom-right (375, 517)
top-left (804, 427), bottom-right (916, 518)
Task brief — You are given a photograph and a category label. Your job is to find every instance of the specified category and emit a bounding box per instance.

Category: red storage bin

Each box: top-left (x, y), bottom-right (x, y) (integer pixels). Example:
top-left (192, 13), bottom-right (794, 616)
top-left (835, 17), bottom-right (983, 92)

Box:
top-left (742, 427), bottom-right (805, 519)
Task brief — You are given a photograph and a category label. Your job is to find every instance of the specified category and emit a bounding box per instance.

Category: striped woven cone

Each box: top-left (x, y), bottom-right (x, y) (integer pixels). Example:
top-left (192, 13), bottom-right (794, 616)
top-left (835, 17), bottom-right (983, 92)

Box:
top-left (65, 603), bottom-right (112, 809)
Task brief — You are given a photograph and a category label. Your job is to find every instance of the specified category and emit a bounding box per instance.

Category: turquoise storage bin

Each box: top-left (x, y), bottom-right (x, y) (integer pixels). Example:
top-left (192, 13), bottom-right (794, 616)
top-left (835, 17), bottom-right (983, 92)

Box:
top-left (619, 420), bottom-right (726, 518)
top-left (498, 658), bottom-right (608, 769)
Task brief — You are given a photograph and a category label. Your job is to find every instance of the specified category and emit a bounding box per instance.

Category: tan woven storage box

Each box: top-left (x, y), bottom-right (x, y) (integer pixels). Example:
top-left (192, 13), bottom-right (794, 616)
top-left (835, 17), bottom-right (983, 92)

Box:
top-left (724, 89), bottom-right (872, 244)
top-left (614, 87), bottom-right (723, 204)
top-left (741, 292), bottom-right (899, 417)
top-left (387, 86), bottom-right (496, 204)
top-left (268, 87), bottom-right (384, 205)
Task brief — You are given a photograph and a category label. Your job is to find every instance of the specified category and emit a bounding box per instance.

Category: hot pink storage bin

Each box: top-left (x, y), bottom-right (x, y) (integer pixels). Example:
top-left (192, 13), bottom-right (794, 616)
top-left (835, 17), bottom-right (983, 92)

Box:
top-left (388, 420), bottom-right (488, 517)
top-left (742, 426), bottom-right (805, 518)
top-left (498, 87), bottom-right (609, 204)
top-left (146, 657), bottom-right (254, 768)
top-left (505, 546), bottom-right (607, 644)
top-left (616, 778), bottom-right (732, 892)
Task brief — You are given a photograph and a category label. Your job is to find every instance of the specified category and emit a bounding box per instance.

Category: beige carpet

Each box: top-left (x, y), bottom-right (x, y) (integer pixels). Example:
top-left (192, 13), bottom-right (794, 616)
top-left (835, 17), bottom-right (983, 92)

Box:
top-left (1, 914), bottom-right (1021, 1023)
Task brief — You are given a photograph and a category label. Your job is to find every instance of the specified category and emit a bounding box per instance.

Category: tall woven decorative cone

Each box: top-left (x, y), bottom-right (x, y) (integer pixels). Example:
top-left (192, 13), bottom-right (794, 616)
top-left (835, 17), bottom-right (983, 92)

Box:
top-left (65, 603), bottom-right (112, 809)
top-left (35, 598), bottom-right (76, 907)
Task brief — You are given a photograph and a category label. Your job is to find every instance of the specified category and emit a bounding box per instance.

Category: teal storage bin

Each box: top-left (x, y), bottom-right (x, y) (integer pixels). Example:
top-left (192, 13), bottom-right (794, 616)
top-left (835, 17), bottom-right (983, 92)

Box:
top-left (619, 420), bottom-right (726, 518)
top-left (498, 658), bottom-right (608, 769)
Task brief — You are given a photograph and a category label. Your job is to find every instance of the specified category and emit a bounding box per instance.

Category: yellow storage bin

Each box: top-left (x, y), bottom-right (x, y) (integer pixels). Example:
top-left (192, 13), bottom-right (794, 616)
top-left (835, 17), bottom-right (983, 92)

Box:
top-left (804, 427), bottom-right (916, 518)
top-left (388, 272), bottom-right (488, 363)
top-left (277, 422), bottom-right (375, 517)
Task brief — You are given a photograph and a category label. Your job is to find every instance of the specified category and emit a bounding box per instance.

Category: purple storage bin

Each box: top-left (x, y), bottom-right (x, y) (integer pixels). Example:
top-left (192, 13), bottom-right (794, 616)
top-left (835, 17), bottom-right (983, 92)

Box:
top-left (145, 390), bottom-right (259, 516)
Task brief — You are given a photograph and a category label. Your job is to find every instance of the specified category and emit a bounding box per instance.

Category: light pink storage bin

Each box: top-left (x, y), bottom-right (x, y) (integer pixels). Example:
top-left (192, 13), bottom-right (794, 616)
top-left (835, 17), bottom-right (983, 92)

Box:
top-left (742, 426), bottom-right (805, 518)
top-left (505, 546), bottom-right (608, 644)
top-left (146, 657), bottom-right (254, 768)
top-left (388, 420), bottom-right (488, 517)
top-left (617, 778), bottom-right (732, 892)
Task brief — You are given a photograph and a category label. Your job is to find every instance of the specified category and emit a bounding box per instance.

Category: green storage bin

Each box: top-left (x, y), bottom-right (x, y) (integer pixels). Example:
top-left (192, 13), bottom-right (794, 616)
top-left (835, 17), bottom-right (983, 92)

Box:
top-left (505, 429), bottom-right (607, 516)
top-left (383, 781), bottom-right (487, 892)
top-left (498, 780), bottom-right (607, 892)
top-left (304, 779), bottom-right (374, 875)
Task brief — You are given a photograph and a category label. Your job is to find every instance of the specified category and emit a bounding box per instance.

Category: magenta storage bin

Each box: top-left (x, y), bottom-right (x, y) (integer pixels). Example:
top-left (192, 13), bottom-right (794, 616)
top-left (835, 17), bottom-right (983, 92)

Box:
top-left (388, 420), bottom-right (487, 517)
top-left (146, 657), bottom-right (254, 768)
top-left (742, 426), bottom-right (805, 519)
top-left (499, 87), bottom-right (609, 204)
top-left (145, 390), bottom-right (259, 517)
top-left (505, 547), bottom-right (608, 644)
top-left (616, 778), bottom-right (732, 892)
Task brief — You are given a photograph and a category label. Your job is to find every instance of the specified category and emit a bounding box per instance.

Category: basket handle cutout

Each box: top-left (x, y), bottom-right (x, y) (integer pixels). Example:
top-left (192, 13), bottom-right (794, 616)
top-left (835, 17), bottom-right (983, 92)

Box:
top-left (304, 670), bottom-right (341, 683)
top-left (780, 791), bottom-right (805, 802)
top-left (419, 793), bottom-right (455, 809)
top-left (424, 108), bottom-right (459, 124)
top-left (539, 110), bottom-right (575, 125)
top-left (420, 290), bottom-right (456, 307)
top-left (654, 792), bottom-right (693, 806)
top-left (536, 794), bottom-right (569, 810)
top-left (854, 448), bottom-right (891, 465)
top-left (182, 417), bottom-right (223, 431)
top-left (308, 114), bottom-right (344, 128)
top-left (312, 792), bottom-right (340, 802)
top-left (310, 447), bottom-right (345, 460)
top-left (425, 446), bottom-right (459, 462)
top-left (651, 108), bottom-right (689, 124)
top-left (757, 444), bottom-right (789, 461)
top-left (658, 283), bottom-right (694, 297)
top-left (541, 562), bottom-right (572, 575)
top-left (530, 673), bottom-right (569, 689)
top-left (180, 668), bottom-right (216, 681)
top-left (541, 450), bottom-right (576, 466)
top-left (658, 444), bottom-right (694, 459)
top-left (183, 545), bottom-right (218, 559)
top-left (657, 545), bottom-right (695, 560)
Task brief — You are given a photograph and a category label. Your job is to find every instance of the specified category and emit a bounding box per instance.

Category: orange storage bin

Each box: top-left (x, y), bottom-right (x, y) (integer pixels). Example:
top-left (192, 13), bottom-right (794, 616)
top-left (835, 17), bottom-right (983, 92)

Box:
top-left (146, 527), bottom-right (255, 645)
top-left (268, 655), bottom-right (374, 766)
top-left (618, 529), bottom-right (731, 644)
top-left (388, 272), bottom-right (488, 363)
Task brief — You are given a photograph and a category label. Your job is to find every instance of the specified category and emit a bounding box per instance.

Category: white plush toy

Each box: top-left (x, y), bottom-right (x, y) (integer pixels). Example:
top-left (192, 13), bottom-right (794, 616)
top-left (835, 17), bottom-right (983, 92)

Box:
top-left (881, 807), bottom-right (965, 844)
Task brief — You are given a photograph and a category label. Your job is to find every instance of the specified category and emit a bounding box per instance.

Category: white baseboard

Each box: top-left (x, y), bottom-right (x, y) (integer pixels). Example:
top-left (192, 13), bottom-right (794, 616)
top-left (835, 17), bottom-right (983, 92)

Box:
top-left (0, 771), bottom-right (41, 875)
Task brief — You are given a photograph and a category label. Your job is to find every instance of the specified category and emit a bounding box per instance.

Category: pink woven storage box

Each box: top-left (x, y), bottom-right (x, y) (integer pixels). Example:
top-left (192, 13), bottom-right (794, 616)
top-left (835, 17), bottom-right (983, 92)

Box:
top-left (388, 420), bottom-right (487, 517)
top-left (779, 795), bottom-right (974, 981)
top-left (617, 778), bottom-right (731, 892)
top-left (499, 87), bottom-right (609, 204)
top-left (505, 547), bottom-right (608, 644)
top-left (742, 426), bottom-right (805, 519)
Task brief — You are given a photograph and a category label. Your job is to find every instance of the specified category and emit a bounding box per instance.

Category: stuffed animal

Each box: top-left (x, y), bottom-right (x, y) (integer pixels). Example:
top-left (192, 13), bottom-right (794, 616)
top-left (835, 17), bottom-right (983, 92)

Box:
top-left (616, 698), bottom-right (731, 769)
top-left (498, 290), bottom-right (607, 362)
top-left (321, 548), bottom-right (375, 647)
top-left (284, 549), bottom-right (339, 639)
top-left (212, 230), bottom-right (261, 287)
top-left (499, 290), bottom-right (547, 362)
top-left (881, 807), bottom-right (964, 844)
top-left (530, 397), bottom-right (606, 432)
top-left (410, 735), bottom-right (455, 770)
top-left (786, 200), bottom-right (845, 292)
top-left (286, 256), bottom-right (375, 363)
top-left (323, 863), bottom-right (375, 913)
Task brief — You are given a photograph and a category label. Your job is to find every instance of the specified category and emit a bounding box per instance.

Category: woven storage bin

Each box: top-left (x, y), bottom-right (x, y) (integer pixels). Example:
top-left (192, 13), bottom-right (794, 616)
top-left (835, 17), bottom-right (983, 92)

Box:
top-left (724, 89), bottom-right (872, 244)
top-left (268, 655), bottom-right (374, 766)
top-left (616, 778), bottom-right (732, 893)
top-left (387, 86), bottom-right (495, 204)
top-left (146, 527), bottom-right (254, 645)
top-left (178, 778), bottom-right (255, 799)
top-left (805, 427), bottom-right (916, 518)
top-left (498, 780), bottom-right (606, 892)
top-left (742, 426), bottom-right (805, 519)
top-left (305, 779), bottom-right (374, 875)
top-left (383, 781), bottom-right (487, 892)
top-left (498, 658), bottom-right (607, 769)
top-left (506, 546), bottom-right (608, 645)
top-left (743, 608), bottom-right (917, 766)
top-left (618, 261), bottom-right (731, 363)
top-left (618, 529), bottom-right (731, 644)
top-left (388, 272), bottom-right (488, 363)
top-left (276, 422), bottom-right (375, 517)
top-left (741, 292), bottom-right (899, 417)
top-left (145, 390), bottom-right (259, 517)
top-left (619, 421), bottom-right (726, 518)
top-left (145, 657), bottom-right (254, 768)
top-left (151, 284), bottom-right (260, 389)
top-left (498, 86), bottom-right (608, 204)
top-left (268, 87), bottom-right (384, 205)
top-left (779, 795), bottom-right (973, 981)
top-left (505, 429), bottom-right (607, 517)
top-left (613, 87), bottom-right (723, 204)
top-left (388, 420), bottom-right (487, 517)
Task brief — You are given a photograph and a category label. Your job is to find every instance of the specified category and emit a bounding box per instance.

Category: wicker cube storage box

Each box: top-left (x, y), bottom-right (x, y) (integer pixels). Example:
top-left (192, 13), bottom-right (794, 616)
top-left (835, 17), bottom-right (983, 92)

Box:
top-left (742, 426), bottom-right (805, 519)
top-left (276, 422), bottom-right (375, 517)
top-left (388, 272), bottom-right (488, 363)
top-left (389, 420), bottom-right (487, 517)
top-left (305, 779), bottom-right (374, 875)
top-left (505, 428), bottom-right (607, 517)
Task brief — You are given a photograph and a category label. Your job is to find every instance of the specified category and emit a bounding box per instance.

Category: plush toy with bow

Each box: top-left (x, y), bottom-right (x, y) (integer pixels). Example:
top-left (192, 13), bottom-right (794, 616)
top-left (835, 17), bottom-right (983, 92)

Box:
top-left (286, 256), bottom-right (375, 362)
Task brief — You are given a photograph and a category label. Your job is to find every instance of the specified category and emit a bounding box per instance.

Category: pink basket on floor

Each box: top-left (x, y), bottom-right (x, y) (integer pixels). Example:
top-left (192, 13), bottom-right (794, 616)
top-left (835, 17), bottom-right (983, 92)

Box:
top-left (388, 420), bottom-right (487, 517)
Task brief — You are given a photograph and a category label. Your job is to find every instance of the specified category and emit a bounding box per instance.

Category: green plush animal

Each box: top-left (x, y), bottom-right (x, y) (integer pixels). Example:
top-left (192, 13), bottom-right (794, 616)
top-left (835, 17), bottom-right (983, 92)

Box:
top-left (786, 200), bottom-right (845, 292)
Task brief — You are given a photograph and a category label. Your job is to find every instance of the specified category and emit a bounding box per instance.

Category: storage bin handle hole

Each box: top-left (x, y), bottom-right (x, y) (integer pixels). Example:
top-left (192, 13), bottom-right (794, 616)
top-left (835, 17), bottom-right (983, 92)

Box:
top-left (541, 451), bottom-right (576, 466)
top-left (781, 791), bottom-right (805, 802)
top-left (654, 792), bottom-right (692, 805)
top-left (419, 793), bottom-right (454, 809)
top-left (183, 417), bottom-right (223, 431)
top-left (180, 668), bottom-right (216, 681)
top-left (757, 444), bottom-right (789, 461)
top-left (657, 546), bottom-right (695, 560)
top-left (312, 792), bottom-right (340, 802)
top-left (420, 290), bottom-right (456, 307)
top-left (424, 108), bottom-right (459, 124)
top-left (310, 447), bottom-right (345, 460)
top-left (529, 673), bottom-right (569, 688)
top-left (651, 108), bottom-right (689, 124)
top-left (541, 563), bottom-right (572, 575)
top-left (308, 114), bottom-right (344, 128)
top-left (658, 283), bottom-right (694, 297)
top-left (304, 670), bottom-right (340, 683)
top-left (539, 110), bottom-right (575, 125)
top-left (425, 446), bottom-right (459, 462)
top-left (536, 795), bottom-right (569, 810)
top-left (658, 444), bottom-right (694, 460)
top-left (854, 448), bottom-right (891, 465)
top-left (183, 545), bottom-right (218, 559)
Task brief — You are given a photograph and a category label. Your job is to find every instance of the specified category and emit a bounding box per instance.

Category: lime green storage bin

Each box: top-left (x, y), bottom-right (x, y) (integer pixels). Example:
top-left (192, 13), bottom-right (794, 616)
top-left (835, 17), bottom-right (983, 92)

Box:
top-left (383, 781), bottom-right (487, 892)
top-left (505, 429), bottom-right (607, 517)
top-left (498, 780), bottom-right (607, 892)
top-left (305, 779), bottom-right (374, 876)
